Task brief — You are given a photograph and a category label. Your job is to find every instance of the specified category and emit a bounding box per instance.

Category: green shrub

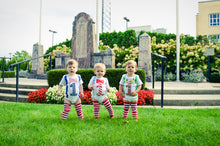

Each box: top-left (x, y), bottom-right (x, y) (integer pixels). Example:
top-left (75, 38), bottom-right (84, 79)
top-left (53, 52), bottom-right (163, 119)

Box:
top-left (47, 69), bottom-right (68, 87)
top-left (210, 72), bottom-right (220, 83)
top-left (47, 68), bottom-right (146, 90)
top-left (181, 70), bottom-right (206, 83)
top-left (0, 71), bottom-right (15, 78)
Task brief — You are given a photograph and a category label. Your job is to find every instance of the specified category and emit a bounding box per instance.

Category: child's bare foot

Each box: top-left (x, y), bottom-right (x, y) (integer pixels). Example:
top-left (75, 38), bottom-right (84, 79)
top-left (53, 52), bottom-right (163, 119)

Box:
top-left (123, 120), bottom-right (129, 123)
top-left (110, 115), bottom-right (114, 119)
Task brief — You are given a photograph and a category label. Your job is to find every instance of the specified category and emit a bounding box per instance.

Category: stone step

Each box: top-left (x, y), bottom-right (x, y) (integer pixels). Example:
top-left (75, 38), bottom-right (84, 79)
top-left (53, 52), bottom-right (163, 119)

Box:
top-left (151, 89), bottom-right (220, 94)
top-left (0, 87), bottom-right (37, 95)
top-left (0, 93), bottom-right (28, 102)
top-left (0, 83), bottom-right (48, 89)
top-left (153, 94), bottom-right (220, 106)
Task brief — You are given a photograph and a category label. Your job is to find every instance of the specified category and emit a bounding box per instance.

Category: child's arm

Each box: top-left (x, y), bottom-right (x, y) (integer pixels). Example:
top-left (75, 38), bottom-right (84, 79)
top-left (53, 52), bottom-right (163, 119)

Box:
top-left (57, 85), bottom-right (63, 96)
top-left (119, 84), bottom-right (124, 98)
top-left (130, 85), bottom-right (141, 96)
top-left (80, 84), bottom-right (84, 98)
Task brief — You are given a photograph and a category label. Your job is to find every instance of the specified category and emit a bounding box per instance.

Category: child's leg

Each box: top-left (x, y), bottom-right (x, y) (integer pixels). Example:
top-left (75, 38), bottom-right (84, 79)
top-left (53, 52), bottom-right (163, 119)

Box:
top-left (122, 102), bottom-right (130, 118)
top-left (103, 98), bottom-right (114, 118)
top-left (62, 103), bottom-right (71, 120)
top-left (130, 102), bottom-right (138, 120)
top-left (75, 103), bottom-right (83, 119)
top-left (93, 100), bottom-right (100, 119)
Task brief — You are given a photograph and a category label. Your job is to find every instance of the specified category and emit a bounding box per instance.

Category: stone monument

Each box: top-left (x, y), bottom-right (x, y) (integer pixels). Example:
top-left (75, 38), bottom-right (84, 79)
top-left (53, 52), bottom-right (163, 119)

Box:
top-left (28, 43), bottom-right (46, 79)
top-left (93, 48), bottom-right (115, 68)
top-left (55, 51), bottom-right (70, 69)
top-left (138, 33), bottom-right (152, 82)
top-left (71, 12), bottom-right (96, 68)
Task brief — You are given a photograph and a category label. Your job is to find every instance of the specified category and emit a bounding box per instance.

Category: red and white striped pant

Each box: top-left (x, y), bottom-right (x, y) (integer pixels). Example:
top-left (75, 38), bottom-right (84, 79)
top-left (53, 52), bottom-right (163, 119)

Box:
top-left (62, 103), bottom-right (83, 120)
top-left (93, 98), bottom-right (114, 119)
top-left (122, 102), bottom-right (138, 120)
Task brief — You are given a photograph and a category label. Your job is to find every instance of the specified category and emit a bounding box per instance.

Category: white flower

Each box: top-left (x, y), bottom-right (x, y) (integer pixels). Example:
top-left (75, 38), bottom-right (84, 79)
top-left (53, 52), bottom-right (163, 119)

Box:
top-left (46, 85), bottom-right (65, 103)
top-left (107, 87), bottom-right (118, 105)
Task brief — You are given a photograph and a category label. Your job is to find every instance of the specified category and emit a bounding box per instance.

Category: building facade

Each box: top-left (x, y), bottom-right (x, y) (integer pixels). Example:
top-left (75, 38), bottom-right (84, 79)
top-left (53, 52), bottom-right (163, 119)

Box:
top-left (196, 0), bottom-right (220, 43)
top-left (102, 0), bottom-right (111, 32)
top-left (128, 25), bottom-right (166, 37)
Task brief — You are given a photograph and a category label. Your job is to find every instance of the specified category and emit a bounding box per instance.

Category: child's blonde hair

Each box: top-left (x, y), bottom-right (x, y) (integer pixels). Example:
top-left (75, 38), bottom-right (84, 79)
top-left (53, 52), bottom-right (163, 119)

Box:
top-left (94, 63), bottom-right (106, 71)
top-left (125, 60), bottom-right (137, 69)
top-left (66, 59), bottom-right (78, 68)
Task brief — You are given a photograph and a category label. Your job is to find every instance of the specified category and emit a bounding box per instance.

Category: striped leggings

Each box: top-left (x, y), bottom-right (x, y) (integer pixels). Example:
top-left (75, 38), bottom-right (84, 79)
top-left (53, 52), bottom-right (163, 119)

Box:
top-left (62, 103), bottom-right (83, 120)
top-left (122, 102), bottom-right (138, 120)
top-left (93, 98), bottom-right (114, 119)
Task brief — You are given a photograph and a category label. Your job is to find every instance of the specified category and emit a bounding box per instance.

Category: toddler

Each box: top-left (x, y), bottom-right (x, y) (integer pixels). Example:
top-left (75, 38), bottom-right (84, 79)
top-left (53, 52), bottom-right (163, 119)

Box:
top-left (119, 60), bottom-right (143, 120)
top-left (57, 59), bottom-right (84, 120)
top-left (88, 63), bottom-right (114, 119)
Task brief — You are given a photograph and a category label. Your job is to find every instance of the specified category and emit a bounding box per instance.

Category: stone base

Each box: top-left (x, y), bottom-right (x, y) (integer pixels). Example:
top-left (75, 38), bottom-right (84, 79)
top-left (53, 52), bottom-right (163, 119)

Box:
top-left (28, 73), bottom-right (47, 80)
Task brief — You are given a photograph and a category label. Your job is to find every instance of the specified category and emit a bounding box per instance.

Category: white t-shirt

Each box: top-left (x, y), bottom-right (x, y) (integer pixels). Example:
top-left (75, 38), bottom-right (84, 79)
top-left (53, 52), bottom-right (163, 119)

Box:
top-left (88, 76), bottom-right (110, 103)
top-left (119, 74), bottom-right (143, 101)
top-left (59, 74), bottom-right (83, 103)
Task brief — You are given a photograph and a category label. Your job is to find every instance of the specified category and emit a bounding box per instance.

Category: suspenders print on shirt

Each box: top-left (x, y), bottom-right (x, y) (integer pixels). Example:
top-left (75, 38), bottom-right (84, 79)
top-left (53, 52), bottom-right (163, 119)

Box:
top-left (96, 79), bottom-right (104, 96)
top-left (126, 78), bottom-right (134, 96)
top-left (123, 75), bottom-right (138, 96)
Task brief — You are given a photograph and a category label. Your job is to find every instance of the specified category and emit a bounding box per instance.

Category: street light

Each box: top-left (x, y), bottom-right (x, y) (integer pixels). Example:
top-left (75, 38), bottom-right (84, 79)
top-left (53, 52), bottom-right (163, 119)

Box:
top-left (49, 30), bottom-right (57, 47)
top-left (123, 17), bottom-right (130, 30)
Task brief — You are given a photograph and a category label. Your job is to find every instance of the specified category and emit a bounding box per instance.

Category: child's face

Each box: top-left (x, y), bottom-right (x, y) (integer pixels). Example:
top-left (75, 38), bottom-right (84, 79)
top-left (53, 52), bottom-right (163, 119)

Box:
top-left (94, 67), bottom-right (106, 78)
top-left (66, 64), bottom-right (78, 75)
top-left (125, 63), bottom-right (136, 74)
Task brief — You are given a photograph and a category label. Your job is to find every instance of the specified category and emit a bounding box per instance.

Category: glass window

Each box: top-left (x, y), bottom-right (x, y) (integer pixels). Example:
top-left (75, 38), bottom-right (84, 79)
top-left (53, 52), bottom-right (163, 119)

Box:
top-left (210, 13), bottom-right (220, 26)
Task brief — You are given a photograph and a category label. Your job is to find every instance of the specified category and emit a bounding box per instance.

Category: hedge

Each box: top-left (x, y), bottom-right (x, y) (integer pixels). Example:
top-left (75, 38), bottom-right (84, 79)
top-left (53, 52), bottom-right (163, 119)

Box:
top-left (47, 68), bottom-right (146, 90)
top-left (210, 72), bottom-right (220, 83)
top-left (0, 71), bottom-right (15, 78)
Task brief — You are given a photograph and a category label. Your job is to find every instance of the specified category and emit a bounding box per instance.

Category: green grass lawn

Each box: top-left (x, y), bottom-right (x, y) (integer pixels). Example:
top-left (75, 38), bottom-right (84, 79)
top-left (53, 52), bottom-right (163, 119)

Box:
top-left (0, 102), bottom-right (219, 146)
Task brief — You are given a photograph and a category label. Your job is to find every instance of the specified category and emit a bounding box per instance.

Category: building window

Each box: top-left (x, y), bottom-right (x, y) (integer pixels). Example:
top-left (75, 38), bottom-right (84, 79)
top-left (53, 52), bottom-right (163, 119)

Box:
top-left (210, 13), bottom-right (220, 26)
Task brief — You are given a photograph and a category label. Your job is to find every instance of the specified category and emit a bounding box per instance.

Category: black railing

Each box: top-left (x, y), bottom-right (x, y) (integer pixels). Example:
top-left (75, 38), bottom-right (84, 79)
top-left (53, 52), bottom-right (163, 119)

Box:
top-left (0, 57), bottom-right (11, 83)
top-left (152, 53), bottom-right (167, 108)
top-left (5, 54), bottom-right (54, 102)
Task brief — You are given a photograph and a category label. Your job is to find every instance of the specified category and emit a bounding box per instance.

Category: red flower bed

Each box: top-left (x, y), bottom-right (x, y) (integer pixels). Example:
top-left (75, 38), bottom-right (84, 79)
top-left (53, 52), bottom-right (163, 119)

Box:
top-left (81, 90), bottom-right (93, 105)
top-left (137, 89), bottom-right (154, 105)
top-left (115, 89), bottom-right (154, 105)
top-left (27, 88), bottom-right (154, 105)
top-left (27, 88), bottom-right (48, 103)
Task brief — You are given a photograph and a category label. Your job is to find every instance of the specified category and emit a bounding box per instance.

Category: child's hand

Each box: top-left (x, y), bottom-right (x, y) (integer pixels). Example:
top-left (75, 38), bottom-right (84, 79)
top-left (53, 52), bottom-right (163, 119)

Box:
top-left (107, 87), bottom-right (110, 92)
top-left (130, 91), bottom-right (137, 96)
top-left (119, 91), bottom-right (124, 98)
top-left (88, 85), bottom-right (94, 90)
top-left (57, 91), bottom-right (61, 97)
top-left (80, 93), bottom-right (84, 99)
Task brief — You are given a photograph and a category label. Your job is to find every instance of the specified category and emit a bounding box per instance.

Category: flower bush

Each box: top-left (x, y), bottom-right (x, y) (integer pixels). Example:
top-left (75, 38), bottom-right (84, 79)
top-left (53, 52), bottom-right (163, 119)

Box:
top-left (46, 85), bottom-right (66, 104)
top-left (106, 87), bottom-right (118, 105)
top-left (137, 89), bottom-right (154, 105)
top-left (81, 90), bottom-right (92, 105)
top-left (28, 87), bottom-right (154, 105)
top-left (115, 89), bottom-right (154, 105)
top-left (181, 70), bottom-right (206, 82)
top-left (27, 88), bottom-right (48, 103)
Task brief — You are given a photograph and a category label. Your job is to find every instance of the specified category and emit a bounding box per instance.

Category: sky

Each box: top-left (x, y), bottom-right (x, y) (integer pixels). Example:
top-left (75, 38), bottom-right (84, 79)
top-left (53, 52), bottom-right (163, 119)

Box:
top-left (0, 0), bottom-right (210, 57)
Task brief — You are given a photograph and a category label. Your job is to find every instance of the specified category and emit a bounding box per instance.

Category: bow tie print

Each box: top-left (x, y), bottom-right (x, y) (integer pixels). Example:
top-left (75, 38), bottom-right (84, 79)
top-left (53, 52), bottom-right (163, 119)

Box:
top-left (96, 79), bottom-right (104, 84)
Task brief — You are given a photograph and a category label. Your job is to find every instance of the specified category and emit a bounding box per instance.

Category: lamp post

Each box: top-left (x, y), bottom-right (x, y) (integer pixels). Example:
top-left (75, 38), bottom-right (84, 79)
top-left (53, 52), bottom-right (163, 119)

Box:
top-left (123, 17), bottom-right (130, 30)
top-left (176, 0), bottom-right (180, 81)
top-left (49, 30), bottom-right (57, 47)
top-left (95, 0), bottom-right (99, 53)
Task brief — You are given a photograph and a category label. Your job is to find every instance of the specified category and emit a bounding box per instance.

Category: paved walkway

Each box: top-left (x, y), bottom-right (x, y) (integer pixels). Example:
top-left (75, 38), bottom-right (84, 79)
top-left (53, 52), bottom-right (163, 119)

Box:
top-left (1, 78), bottom-right (220, 109)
